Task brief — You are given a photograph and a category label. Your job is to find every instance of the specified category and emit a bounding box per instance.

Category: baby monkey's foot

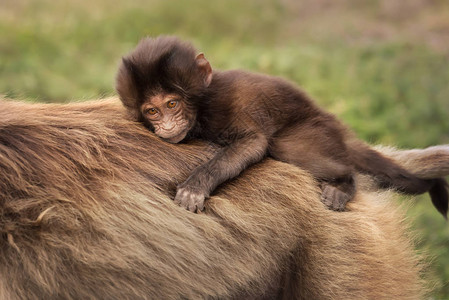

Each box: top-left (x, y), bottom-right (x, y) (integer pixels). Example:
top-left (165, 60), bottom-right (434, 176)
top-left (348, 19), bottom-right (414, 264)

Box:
top-left (320, 184), bottom-right (352, 211)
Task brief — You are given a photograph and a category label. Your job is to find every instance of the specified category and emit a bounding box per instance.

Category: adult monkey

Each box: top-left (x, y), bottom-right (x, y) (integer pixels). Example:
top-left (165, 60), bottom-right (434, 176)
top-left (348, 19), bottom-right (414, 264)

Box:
top-left (0, 97), bottom-right (448, 299)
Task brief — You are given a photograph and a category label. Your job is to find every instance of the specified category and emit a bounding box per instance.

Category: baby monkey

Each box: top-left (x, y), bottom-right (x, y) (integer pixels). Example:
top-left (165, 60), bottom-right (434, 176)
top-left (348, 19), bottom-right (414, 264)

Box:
top-left (116, 36), bottom-right (448, 216)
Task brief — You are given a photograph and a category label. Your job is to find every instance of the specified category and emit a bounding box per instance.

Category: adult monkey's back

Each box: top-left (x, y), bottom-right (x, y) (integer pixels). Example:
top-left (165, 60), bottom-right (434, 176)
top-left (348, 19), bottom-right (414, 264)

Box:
top-left (0, 98), bottom-right (446, 299)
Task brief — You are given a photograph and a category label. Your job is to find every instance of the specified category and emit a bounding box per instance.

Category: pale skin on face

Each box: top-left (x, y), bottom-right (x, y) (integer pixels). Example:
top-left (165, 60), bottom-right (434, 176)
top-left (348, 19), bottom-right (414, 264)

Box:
top-left (141, 93), bottom-right (192, 143)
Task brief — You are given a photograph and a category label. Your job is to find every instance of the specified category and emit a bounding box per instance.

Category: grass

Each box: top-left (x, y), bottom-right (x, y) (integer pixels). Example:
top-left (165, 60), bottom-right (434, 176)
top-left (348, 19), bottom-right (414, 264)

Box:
top-left (1, 0), bottom-right (448, 297)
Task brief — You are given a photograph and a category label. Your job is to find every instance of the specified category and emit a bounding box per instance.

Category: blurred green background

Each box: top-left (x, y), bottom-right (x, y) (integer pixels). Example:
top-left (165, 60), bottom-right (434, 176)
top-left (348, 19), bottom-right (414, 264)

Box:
top-left (1, 0), bottom-right (448, 297)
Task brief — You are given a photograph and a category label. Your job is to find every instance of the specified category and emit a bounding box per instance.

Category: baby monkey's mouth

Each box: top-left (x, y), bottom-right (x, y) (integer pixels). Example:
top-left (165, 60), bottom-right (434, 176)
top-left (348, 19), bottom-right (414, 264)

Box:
top-left (156, 125), bottom-right (190, 143)
top-left (154, 119), bottom-right (193, 144)
top-left (162, 130), bottom-right (188, 143)
top-left (156, 120), bottom-right (194, 144)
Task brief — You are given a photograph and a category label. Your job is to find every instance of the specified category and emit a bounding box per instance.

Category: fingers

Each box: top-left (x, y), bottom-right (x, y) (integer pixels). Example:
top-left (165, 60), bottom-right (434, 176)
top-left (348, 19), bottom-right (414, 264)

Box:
top-left (321, 184), bottom-right (351, 212)
top-left (174, 187), bottom-right (206, 213)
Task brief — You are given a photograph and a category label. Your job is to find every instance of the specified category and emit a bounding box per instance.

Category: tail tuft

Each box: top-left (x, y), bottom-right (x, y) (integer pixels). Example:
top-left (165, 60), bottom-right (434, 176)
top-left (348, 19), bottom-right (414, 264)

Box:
top-left (429, 178), bottom-right (449, 220)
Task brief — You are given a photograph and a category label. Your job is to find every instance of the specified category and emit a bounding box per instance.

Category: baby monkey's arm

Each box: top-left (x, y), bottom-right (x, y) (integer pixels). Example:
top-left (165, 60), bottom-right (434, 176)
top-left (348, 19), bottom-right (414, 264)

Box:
top-left (175, 133), bottom-right (268, 212)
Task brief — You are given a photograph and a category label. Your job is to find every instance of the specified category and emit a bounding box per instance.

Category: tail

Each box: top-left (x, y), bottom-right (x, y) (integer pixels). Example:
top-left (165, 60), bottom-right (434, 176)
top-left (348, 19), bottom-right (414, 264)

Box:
top-left (349, 142), bottom-right (449, 218)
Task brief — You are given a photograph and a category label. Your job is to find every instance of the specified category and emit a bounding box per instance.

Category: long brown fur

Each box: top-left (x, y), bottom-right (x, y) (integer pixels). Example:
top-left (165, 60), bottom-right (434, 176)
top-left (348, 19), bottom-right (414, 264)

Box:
top-left (0, 97), bottom-right (447, 299)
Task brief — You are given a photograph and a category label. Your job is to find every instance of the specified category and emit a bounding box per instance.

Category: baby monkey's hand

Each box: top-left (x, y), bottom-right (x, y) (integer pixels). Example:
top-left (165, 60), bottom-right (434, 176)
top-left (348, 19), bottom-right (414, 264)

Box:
top-left (174, 184), bottom-right (207, 213)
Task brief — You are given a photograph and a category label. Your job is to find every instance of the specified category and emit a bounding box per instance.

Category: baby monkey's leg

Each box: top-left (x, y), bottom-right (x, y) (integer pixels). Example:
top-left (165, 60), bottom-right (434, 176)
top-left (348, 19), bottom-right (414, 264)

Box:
top-left (269, 133), bottom-right (355, 211)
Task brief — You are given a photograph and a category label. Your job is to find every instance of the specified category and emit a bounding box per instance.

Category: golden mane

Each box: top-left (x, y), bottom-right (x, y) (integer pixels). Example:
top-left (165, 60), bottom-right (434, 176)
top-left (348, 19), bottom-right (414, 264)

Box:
top-left (1, 97), bottom-right (445, 299)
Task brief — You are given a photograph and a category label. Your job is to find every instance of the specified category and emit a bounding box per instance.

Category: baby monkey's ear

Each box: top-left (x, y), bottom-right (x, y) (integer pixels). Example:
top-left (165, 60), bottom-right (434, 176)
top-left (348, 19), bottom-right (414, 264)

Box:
top-left (195, 53), bottom-right (213, 87)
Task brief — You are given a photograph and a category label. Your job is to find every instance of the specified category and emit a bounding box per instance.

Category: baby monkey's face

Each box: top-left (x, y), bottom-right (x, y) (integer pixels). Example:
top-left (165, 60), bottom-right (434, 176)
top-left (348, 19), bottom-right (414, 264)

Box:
top-left (141, 93), bottom-right (195, 143)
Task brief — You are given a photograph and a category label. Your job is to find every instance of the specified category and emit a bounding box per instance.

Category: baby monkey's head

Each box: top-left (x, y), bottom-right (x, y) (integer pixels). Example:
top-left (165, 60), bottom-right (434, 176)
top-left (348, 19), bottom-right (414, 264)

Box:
top-left (139, 92), bottom-right (193, 143)
top-left (116, 36), bottom-right (212, 143)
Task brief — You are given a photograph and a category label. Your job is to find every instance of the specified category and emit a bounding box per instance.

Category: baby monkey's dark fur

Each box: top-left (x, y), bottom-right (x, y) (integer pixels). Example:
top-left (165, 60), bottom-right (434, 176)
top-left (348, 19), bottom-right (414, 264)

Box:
top-left (116, 36), bottom-right (448, 216)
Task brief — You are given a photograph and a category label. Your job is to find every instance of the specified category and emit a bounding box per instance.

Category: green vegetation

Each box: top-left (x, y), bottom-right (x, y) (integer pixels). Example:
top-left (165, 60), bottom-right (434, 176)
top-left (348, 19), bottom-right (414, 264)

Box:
top-left (1, 0), bottom-right (448, 297)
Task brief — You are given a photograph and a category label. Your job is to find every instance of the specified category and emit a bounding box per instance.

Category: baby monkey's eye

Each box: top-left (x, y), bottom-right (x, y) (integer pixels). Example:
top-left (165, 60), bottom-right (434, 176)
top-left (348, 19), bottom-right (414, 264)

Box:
top-left (167, 100), bottom-right (178, 109)
top-left (147, 108), bottom-right (158, 115)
